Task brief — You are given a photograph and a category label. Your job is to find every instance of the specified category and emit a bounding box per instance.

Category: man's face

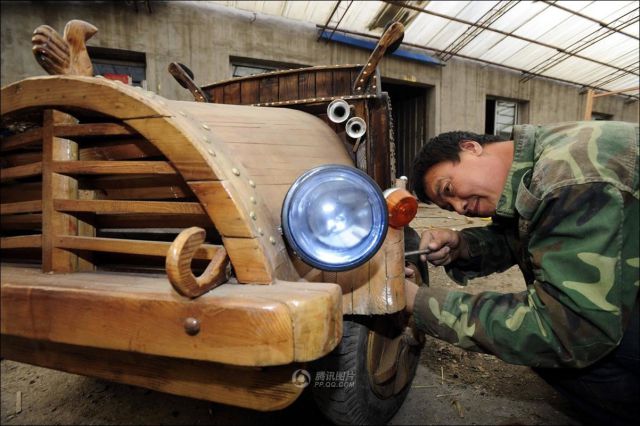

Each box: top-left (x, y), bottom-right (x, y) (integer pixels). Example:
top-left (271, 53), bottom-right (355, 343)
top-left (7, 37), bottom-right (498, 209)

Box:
top-left (422, 141), bottom-right (508, 217)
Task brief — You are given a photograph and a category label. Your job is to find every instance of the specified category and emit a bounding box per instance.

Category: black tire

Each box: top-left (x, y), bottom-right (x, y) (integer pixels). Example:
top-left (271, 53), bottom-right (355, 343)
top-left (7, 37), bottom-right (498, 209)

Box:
top-left (310, 316), bottom-right (420, 425)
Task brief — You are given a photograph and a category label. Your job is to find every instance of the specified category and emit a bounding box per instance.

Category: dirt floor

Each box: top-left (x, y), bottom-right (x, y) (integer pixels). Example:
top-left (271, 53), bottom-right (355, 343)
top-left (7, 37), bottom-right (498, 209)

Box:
top-left (0, 204), bottom-right (584, 425)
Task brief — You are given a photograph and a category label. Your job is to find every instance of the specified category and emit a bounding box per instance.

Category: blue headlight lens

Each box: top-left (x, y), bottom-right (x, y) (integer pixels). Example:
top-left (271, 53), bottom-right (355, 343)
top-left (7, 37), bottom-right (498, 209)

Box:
top-left (281, 165), bottom-right (388, 271)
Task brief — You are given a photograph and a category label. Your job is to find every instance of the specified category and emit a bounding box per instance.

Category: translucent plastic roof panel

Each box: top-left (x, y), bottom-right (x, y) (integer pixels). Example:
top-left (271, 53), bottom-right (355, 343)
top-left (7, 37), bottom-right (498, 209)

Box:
top-left (208, 1), bottom-right (640, 97)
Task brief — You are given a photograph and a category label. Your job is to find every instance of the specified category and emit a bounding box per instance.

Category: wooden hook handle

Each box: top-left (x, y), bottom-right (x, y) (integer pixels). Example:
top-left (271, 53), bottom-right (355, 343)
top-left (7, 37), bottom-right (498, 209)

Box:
top-left (166, 227), bottom-right (229, 298)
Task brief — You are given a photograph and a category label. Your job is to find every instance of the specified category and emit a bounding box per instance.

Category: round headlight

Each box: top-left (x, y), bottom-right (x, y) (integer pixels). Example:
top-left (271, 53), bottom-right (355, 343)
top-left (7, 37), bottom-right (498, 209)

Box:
top-left (281, 165), bottom-right (388, 271)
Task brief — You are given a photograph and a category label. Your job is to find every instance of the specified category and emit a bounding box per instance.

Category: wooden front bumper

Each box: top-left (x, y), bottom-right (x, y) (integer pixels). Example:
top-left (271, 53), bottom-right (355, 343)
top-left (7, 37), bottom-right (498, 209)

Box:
top-left (0, 264), bottom-right (342, 367)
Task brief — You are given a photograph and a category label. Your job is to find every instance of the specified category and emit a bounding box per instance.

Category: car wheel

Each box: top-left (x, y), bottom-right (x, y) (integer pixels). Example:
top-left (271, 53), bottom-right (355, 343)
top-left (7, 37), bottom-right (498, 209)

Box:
top-left (310, 314), bottom-right (423, 425)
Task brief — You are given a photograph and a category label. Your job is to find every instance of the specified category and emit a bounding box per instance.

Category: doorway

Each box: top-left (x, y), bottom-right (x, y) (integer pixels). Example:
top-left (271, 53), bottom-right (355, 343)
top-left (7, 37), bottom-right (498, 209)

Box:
top-left (382, 80), bottom-right (431, 186)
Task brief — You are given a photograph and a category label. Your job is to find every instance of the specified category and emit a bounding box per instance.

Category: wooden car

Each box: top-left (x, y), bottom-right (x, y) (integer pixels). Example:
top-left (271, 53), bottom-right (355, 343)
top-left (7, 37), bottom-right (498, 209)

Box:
top-left (1, 20), bottom-right (424, 424)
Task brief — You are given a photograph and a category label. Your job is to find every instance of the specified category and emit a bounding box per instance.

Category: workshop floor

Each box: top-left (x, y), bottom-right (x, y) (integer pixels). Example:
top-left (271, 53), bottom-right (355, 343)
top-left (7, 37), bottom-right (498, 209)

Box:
top-left (0, 204), bottom-right (584, 425)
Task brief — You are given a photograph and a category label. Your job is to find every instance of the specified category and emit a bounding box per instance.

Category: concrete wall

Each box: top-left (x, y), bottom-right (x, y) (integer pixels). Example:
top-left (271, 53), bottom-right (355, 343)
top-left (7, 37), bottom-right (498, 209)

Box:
top-left (2, 1), bottom-right (637, 135)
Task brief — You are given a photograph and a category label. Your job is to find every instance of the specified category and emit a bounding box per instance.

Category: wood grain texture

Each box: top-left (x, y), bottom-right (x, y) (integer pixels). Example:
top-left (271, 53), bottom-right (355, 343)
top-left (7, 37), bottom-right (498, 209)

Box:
top-left (353, 22), bottom-right (404, 94)
top-left (55, 235), bottom-right (222, 260)
top-left (42, 109), bottom-right (79, 273)
top-left (95, 213), bottom-right (212, 229)
top-left (53, 199), bottom-right (204, 214)
top-left (1, 265), bottom-right (342, 366)
top-left (1, 151), bottom-right (43, 168)
top-left (165, 227), bottom-right (230, 298)
top-left (54, 123), bottom-right (136, 138)
top-left (0, 162), bottom-right (42, 181)
top-left (78, 139), bottom-right (162, 161)
top-left (0, 128), bottom-right (43, 152)
top-left (188, 180), bottom-right (253, 238)
top-left (222, 237), bottom-right (274, 284)
top-left (0, 200), bottom-right (42, 215)
top-left (0, 213), bottom-right (42, 230)
top-left (0, 235), bottom-right (42, 249)
top-left (305, 227), bottom-right (405, 315)
top-left (1, 335), bottom-right (304, 411)
top-left (52, 160), bottom-right (177, 175)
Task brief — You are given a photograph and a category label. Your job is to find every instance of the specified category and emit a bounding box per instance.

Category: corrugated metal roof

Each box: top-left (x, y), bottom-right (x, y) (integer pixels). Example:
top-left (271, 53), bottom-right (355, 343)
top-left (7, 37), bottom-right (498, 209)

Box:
top-left (212, 1), bottom-right (640, 98)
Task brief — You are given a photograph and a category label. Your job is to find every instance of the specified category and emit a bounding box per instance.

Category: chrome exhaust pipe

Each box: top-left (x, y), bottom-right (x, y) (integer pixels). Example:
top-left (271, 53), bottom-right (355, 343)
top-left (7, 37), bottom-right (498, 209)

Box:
top-left (327, 99), bottom-right (351, 124)
top-left (345, 116), bottom-right (366, 139)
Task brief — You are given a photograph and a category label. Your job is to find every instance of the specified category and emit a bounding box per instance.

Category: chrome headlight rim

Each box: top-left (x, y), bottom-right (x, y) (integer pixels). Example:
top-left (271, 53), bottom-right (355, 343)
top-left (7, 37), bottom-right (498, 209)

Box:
top-left (281, 164), bottom-right (388, 272)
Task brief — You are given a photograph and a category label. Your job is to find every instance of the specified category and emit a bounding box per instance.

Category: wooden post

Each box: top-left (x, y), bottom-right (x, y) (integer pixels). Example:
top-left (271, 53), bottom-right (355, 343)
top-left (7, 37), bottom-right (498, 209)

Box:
top-left (583, 89), bottom-right (594, 120)
top-left (42, 110), bottom-right (80, 272)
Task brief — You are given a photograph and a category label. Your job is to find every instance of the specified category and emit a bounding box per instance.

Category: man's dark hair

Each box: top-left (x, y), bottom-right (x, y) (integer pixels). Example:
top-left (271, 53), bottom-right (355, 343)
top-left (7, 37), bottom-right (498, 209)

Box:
top-left (411, 131), bottom-right (507, 203)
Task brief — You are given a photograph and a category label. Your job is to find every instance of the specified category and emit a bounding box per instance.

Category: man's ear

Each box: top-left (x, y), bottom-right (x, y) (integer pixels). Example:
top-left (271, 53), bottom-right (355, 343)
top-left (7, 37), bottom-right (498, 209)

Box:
top-left (459, 140), bottom-right (483, 156)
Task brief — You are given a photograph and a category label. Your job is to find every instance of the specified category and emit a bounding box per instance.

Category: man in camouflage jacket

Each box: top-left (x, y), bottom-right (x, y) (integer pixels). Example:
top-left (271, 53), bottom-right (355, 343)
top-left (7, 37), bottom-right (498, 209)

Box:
top-left (406, 121), bottom-right (639, 424)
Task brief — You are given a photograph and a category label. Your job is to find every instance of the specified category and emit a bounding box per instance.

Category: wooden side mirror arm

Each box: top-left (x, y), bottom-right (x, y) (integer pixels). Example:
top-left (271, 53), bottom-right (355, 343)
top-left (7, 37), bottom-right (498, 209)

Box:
top-left (166, 227), bottom-right (230, 298)
top-left (353, 22), bottom-right (405, 94)
top-left (168, 62), bottom-right (209, 102)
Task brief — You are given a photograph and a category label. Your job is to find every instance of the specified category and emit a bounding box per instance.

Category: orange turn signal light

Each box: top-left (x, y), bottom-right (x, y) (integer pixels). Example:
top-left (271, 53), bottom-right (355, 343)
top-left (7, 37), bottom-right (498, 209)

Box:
top-left (384, 188), bottom-right (418, 228)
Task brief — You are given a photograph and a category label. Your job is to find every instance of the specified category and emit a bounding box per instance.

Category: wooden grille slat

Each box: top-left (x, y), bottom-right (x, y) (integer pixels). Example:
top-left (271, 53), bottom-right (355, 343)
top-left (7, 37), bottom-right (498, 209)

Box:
top-left (52, 161), bottom-right (176, 175)
top-left (0, 128), bottom-right (43, 152)
top-left (54, 199), bottom-right (205, 214)
top-left (54, 123), bottom-right (136, 138)
top-left (55, 235), bottom-right (220, 259)
top-left (0, 162), bottom-right (42, 181)
top-left (1, 200), bottom-right (42, 215)
top-left (0, 213), bottom-right (42, 229)
top-left (0, 234), bottom-right (42, 249)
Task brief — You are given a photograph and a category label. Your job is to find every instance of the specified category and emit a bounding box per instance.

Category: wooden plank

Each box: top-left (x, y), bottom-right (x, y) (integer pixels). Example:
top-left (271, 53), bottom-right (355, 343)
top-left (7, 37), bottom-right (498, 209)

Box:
top-left (80, 173), bottom-right (194, 201)
top-left (188, 181), bottom-right (253, 238)
top-left (0, 213), bottom-right (42, 230)
top-left (96, 213), bottom-right (212, 229)
top-left (222, 237), bottom-right (273, 284)
top-left (210, 86), bottom-right (224, 104)
top-left (240, 79), bottom-right (259, 104)
top-left (0, 128), bottom-right (43, 152)
top-left (52, 160), bottom-right (177, 175)
top-left (259, 76), bottom-right (279, 103)
top-left (298, 71), bottom-right (316, 100)
top-left (219, 280), bottom-right (343, 361)
top-left (333, 69), bottom-right (353, 96)
top-left (78, 139), bottom-right (162, 161)
top-left (0, 181), bottom-right (42, 203)
top-left (278, 74), bottom-right (298, 101)
top-left (54, 199), bottom-right (205, 215)
top-left (42, 109), bottom-right (79, 273)
top-left (0, 235), bottom-right (42, 249)
top-left (54, 123), bottom-right (136, 138)
top-left (0, 162), bottom-right (42, 181)
top-left (0, 200), bottom-right (42, 215)
top-left (93, 184), bottom-right (192, 201)
top-left (0, 151), bottom-right (42, 168)
top-left (1, 77), bottom-right (161, 120)
top-left (368, 98), bottom-right (391, 189)
top-left (1, 336), bottom-right (303, 411)
top-left (0, 278), bottom-right (294, 366)
top-left (55, 235), bottom-right (221, 260)
top-left (124, 116), bottom-right (219, 181)
top-left (315, 70), bottom-right (333, 98)
top-left (223, 82), bottom-right (241, 105)
top-left (201, 64), bottom-right (359, 89)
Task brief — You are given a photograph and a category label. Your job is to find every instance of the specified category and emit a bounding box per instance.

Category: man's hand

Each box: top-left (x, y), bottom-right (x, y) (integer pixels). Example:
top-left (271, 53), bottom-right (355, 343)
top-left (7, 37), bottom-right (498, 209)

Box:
top-left (419, 229), bottom-right (469, 266)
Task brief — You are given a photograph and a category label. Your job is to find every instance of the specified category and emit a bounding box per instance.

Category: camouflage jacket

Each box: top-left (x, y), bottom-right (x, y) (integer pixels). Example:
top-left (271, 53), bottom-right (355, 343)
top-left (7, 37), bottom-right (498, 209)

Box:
top-left (413, 121), bottom-right (639, 368)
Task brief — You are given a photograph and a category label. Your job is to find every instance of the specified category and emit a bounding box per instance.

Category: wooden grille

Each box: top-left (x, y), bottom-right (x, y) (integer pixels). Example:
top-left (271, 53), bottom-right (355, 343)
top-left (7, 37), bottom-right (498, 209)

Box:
top-left (0, 109), bottom-right (221, 274)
